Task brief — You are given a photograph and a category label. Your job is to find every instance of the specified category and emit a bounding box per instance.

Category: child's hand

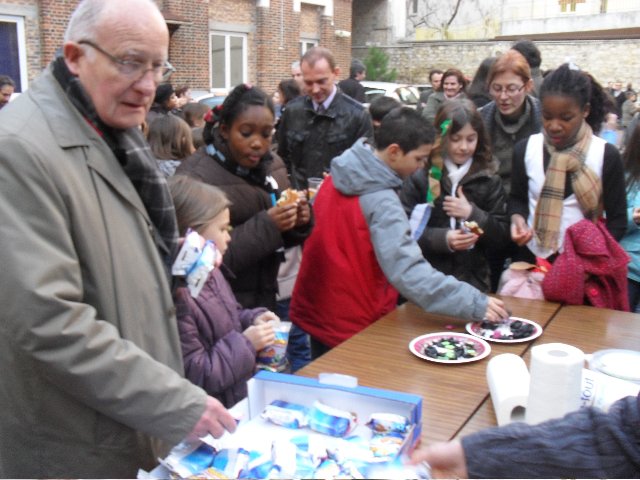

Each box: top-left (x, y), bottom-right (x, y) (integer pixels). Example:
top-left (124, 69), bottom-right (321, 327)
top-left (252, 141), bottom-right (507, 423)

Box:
top-left (296, 196), bottom-right (311, 226)
top-left (442, 187), bottom-right (472, 220)
top-left (267, 204), bottom-right (298, 232)
top-left (510, 214), bottom-right (533, 246)
top-left (446, 229), bottom-right (478, 251)
top-left (243, 322), bottom-right (276, 351)
top-left (484, 296), bottom-right (509, 322)
top-left (633, 207), bottom-right (640, 225)
top-left (254, 311), bottom-right (279, 325)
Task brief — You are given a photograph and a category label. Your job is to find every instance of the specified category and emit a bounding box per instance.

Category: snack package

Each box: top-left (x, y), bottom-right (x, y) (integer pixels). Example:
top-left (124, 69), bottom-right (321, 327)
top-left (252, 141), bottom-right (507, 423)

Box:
top-left (256, 321), bottom-right (291, 372)
top-left (308, 401), bottom-right (357, 437)
top-left (160, 442), bottom-right (217, 478)
top-left (171, 229), bottom-right (220, 298)
top-left (366, 413), bottom-right (411, 435)
top-left (172, 229), bottom-right (205, 276)
top-left (261, 400), bottom-right (310, 429)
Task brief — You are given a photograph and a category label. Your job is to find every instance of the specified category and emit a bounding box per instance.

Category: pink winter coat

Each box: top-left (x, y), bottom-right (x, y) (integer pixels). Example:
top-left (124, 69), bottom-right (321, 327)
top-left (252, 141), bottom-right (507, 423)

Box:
top-left (542, 219), bottom-right (630, 311)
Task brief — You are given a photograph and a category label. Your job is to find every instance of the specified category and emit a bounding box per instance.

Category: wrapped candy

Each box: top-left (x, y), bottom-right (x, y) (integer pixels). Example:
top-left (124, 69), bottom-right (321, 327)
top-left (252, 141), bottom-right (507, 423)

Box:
top-left (366, 413), bottom-right (411, 435)
top-left (261, 400), bottom-right (309, 429)
top-left (308, 401), bottom-right (357, 437)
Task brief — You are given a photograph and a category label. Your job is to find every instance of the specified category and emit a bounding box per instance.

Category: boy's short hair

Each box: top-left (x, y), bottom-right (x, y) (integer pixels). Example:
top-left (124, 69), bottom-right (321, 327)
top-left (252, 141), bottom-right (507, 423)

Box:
top-left (368, 96), bottom-right (401, 124)
top-left (375, 107), bottom-right (435, 153)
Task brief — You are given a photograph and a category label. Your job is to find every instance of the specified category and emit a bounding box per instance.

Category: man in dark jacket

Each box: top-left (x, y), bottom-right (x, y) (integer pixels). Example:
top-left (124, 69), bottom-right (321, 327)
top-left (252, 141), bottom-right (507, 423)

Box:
top-left (338, 59), bottom-right (366, 103)
top-left (277, 47), bottom-right (373, 189)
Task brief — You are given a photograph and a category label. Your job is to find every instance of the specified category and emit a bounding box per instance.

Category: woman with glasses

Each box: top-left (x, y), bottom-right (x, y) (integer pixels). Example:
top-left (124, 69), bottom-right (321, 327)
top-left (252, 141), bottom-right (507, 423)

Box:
top-left (479, 50), bottom-right (543, 291)
top-left (421, 68), bottom-right (468, 125)
top-left (479, 50), bottom-right (542, 194)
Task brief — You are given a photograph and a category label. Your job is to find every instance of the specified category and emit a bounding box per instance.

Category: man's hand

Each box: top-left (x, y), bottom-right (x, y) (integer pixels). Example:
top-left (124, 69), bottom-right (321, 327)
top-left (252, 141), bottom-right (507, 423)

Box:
top-left (410, 440), bottom-right (468, 479)
top-left (187, 396), bottom-right (237, 440)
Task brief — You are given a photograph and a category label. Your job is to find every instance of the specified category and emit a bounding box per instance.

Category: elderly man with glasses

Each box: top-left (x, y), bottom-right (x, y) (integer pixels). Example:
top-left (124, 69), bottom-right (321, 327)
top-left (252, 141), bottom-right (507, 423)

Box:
top-left (0, 0), bottom-right (236, 477)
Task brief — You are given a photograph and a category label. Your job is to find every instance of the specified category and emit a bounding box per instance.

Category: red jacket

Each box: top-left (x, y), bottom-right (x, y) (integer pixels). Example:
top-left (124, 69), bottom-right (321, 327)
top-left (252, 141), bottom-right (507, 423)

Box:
top-left (542, 219), bottom-right (630, 311)
top-left (289, 177), bottom-right (398, 347)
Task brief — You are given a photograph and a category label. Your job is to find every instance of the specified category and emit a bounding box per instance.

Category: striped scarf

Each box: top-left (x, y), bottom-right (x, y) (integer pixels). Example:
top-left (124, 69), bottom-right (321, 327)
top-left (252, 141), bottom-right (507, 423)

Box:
top-left (533, 122), bottom-right (602, 252)
top-left (52, 57), bottom-right (178, 279)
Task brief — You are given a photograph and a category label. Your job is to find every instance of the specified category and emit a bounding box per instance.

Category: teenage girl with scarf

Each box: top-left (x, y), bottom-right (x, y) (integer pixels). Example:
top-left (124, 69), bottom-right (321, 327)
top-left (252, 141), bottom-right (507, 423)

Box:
top-left (508, 64), bottom-right (626, 265)
top-left (177, 84), bottom-right (312, 312)
top-left (400, 99), bottom-right (510, 292)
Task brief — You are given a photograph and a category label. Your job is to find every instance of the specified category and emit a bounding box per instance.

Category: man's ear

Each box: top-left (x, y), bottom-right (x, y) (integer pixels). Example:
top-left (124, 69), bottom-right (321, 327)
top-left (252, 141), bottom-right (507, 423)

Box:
top-left (63, 42), bottom-right (83, 76)
top-left (333, 66), bottom-right (341, 78)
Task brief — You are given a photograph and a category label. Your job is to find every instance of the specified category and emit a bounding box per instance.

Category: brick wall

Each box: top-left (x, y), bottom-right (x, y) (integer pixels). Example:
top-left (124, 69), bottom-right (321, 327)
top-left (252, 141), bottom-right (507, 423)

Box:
top-left (39, 0), bottom-right (77, 65)
top-left (332, 0), bottom-right (353, 81)
top-left (163, 0), bottom-right (210, 90)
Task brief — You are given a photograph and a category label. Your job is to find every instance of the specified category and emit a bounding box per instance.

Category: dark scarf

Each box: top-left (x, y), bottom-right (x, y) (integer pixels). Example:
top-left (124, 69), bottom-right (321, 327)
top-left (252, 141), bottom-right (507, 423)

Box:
top-left (206, 128), bottom-right (277, 195)
top-left (52, 57), bottom-right (178, 278)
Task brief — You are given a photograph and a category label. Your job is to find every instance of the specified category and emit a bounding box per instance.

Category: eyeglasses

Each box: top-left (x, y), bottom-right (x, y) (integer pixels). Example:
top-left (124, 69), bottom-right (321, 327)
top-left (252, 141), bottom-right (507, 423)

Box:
top-left (78, 40), bottom-right (175, 82)
top-left (490, 83), bottom-right (526, 96)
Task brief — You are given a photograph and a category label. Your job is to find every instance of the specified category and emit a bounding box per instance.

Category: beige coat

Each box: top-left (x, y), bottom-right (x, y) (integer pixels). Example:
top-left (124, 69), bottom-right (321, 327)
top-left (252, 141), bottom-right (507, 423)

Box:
top-left (0, 68), bottom-right (207, 478)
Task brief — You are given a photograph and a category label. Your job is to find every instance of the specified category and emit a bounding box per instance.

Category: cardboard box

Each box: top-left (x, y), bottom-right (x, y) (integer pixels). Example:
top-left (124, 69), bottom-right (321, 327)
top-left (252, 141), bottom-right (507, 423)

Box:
top-left (146, 371), bottom-right (422, 479)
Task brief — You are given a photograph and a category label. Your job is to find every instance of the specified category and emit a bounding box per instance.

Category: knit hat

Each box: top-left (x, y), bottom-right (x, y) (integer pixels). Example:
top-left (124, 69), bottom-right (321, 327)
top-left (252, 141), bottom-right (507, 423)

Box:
top-left (154, 83), bottom-right (174, 105)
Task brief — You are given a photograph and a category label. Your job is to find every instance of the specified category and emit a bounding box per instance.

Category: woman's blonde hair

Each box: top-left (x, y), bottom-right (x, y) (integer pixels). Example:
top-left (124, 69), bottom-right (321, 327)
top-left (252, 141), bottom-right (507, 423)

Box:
top-left (168, 175), bottom-right (231, 236)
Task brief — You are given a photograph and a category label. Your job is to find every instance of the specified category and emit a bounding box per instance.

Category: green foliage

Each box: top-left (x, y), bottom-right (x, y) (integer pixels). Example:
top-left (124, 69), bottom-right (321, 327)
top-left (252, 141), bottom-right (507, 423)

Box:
top-left (363, 47), bottom-right (398, 82)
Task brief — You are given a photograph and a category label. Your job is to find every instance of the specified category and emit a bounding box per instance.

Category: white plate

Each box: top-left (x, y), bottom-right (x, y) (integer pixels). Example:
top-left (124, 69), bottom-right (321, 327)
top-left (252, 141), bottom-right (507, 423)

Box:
top-left (589, 349), bottom-right (640, 384)
top-left (465, 317), bottom-right (543, 344)
top-left (409, 332), bottom-right (491, 364)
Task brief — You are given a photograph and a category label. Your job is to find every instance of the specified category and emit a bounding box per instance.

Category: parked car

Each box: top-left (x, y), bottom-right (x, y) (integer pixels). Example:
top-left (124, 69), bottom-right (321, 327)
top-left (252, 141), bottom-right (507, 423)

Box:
top-left (192, 89), bottom-right (228, 109)
top-left (360, 81), bottom-right (420, 109)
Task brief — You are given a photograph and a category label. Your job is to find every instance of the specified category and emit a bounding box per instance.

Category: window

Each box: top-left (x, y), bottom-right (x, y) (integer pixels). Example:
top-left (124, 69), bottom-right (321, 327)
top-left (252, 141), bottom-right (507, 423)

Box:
top-left (0, 15), bottom-right (27, 92)
top-left (300, 39), bottom-right (318, 56)
top-left (210, 32), bottom-right (247, 90)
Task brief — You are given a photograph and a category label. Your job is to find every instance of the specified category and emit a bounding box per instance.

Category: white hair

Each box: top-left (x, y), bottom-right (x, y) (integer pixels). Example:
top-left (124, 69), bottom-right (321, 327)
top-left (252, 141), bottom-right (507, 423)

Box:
top-left (64, 0), bottom-right (161, 43)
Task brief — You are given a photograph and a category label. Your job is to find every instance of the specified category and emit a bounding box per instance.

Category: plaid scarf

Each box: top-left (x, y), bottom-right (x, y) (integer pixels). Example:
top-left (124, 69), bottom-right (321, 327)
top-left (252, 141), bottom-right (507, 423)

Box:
top-left (533, 122), bottom-right (602, 252)
top-left (52, 57), bottom-right (179, 278)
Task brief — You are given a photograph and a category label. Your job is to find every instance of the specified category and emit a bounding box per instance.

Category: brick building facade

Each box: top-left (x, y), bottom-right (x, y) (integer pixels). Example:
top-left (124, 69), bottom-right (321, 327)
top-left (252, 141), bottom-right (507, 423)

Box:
top-left (0, 0), bottom-right (354, 96)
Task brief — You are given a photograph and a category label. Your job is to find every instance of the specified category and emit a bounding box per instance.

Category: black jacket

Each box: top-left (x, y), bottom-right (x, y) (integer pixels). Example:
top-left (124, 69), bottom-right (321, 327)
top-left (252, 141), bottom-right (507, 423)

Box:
top-left (400, 165), bottom-right (510, 292)
top-left (176, 148), bottom-right (312, 310)
top-left (277, 91), bottom-right (373, 189)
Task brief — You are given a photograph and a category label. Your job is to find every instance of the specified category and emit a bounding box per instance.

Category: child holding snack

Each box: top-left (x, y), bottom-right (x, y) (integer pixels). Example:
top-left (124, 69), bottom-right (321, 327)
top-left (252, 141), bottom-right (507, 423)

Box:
top-left (399, 99), bottom-right (510, 292)
top-left (508, 64), bottom-right (626, 263)
top-left (290, 107), bottom-right (508, 358)
top-left (177, 84), bottom-right (312, 312)
top-left (169, 175), bottom-right (277, 408)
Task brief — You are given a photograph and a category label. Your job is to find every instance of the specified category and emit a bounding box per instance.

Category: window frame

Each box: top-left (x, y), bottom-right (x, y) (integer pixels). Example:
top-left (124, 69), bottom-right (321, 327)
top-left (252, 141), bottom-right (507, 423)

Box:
top-left (209, 31), bottom-right (247, 90)
top-left (0, 14), bottom-right (28, 92)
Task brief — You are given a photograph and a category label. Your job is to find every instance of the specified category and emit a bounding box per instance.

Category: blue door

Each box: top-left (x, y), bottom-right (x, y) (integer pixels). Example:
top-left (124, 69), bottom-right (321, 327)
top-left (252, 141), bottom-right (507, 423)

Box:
top-left (0, 20), bottom-right (22, 92)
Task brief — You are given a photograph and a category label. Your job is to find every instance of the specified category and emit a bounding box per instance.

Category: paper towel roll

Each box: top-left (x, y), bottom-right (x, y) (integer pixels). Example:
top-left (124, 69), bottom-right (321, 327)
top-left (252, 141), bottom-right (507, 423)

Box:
top-left (526, 343), bottom-right (584, 425)
top-left (486, 354), bottom-right (530, 426)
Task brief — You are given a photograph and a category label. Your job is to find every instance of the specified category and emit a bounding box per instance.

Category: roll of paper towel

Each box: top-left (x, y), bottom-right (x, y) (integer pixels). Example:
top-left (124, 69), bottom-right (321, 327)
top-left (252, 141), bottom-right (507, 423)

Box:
top-left (526, 343), bottom-right (584, 425)
top-left (487, 353), bottom-right (530, 426)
